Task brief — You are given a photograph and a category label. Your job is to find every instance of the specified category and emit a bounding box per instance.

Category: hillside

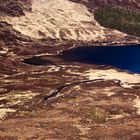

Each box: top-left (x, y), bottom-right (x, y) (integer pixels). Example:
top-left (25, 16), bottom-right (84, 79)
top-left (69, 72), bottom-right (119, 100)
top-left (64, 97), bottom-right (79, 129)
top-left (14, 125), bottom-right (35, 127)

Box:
top-left (0, 0), bottom-right (139, 44)
top-left (0, 0), bottom-right (140, 139)
top-left (71, 0), bottom-right (140, 37)
top-left (71, 0), bottom-right (140, 10)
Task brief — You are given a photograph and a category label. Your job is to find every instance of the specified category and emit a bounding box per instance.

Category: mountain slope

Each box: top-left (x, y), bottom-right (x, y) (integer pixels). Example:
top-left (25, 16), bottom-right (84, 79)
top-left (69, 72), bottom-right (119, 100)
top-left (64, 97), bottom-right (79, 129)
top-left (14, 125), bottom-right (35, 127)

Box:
top-left (0, 0), bottom-right (140, 45)
top-left (2, 0), bottom-right (138, 44)
top-left (94, 7), bottom-right (140, 37)
top-left (70, 0), bottom-right (140, 10)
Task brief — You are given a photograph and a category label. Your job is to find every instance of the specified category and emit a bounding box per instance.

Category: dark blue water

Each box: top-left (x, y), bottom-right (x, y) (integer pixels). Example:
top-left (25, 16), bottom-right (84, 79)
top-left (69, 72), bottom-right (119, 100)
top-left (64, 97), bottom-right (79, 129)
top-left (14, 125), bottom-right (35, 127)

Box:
top-left (23, 44), bottom-right (140, 74)
top-left (61, 44), bottom-right (140, 73)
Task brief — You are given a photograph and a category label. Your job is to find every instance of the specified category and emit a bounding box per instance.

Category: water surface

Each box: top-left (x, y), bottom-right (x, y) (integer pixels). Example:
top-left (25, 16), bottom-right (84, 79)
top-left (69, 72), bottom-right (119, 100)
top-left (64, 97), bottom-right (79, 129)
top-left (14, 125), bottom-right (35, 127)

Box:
top-left (61, 44), bottom-right (140, 73)
top-left (24, 44), bottom-right (140, 74)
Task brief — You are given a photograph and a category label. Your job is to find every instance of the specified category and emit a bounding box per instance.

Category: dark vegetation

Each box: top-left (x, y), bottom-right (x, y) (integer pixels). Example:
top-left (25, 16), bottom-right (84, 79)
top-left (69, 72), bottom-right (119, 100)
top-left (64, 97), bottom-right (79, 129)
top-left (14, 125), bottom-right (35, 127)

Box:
top-left (94, 7), bottom-right (140, 37)
top-left (0, 0), bottom-right (31, 16)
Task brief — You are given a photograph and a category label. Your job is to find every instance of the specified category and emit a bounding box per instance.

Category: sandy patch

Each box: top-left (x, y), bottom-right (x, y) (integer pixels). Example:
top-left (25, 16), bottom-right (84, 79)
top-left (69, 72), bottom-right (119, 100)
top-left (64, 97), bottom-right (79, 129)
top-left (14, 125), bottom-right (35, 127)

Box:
top-left (84, 69), bottom-right (140, 88)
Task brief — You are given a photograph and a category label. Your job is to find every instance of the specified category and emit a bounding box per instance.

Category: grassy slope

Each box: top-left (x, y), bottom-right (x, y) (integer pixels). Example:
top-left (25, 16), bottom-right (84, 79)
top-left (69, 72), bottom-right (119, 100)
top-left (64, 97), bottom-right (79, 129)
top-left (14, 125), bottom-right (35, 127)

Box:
top-left (94, 7), bottom-right (140, 37)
